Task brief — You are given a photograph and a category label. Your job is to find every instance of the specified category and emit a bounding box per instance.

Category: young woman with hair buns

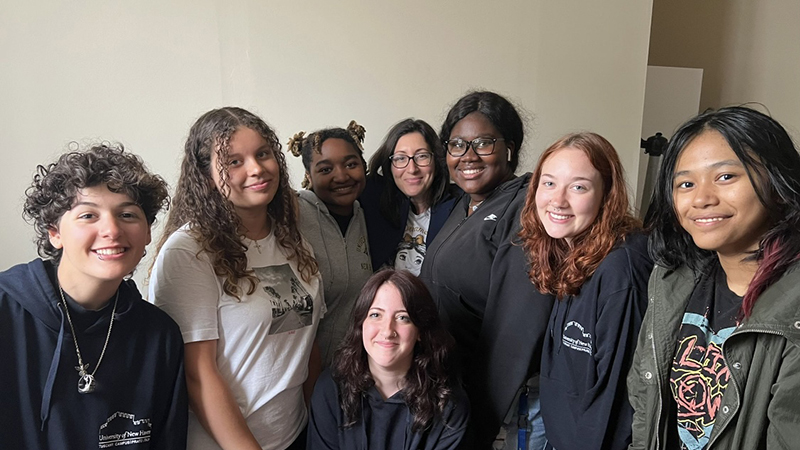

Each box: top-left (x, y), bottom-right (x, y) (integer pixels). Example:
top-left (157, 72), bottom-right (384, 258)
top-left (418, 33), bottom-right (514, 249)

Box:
top-left (287, 120), bottom-right (373, 368)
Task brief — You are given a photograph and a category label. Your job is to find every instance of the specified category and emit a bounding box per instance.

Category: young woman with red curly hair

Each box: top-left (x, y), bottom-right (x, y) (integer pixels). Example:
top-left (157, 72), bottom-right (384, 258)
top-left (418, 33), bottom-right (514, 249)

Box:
top-left (519, 132), bottom-right (653, 450)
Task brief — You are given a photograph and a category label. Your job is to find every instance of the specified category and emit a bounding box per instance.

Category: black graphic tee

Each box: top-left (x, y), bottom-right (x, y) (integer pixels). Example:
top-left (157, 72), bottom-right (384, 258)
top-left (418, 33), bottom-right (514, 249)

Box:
top-left (670, 261), bottom-right (742, 450)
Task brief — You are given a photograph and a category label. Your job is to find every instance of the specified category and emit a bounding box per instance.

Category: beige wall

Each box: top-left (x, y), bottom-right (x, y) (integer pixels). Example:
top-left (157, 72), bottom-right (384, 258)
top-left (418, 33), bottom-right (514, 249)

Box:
top-left (649, 0), bottom-right (800, 138)
top-left (0, 0), bottom-right (654, 287)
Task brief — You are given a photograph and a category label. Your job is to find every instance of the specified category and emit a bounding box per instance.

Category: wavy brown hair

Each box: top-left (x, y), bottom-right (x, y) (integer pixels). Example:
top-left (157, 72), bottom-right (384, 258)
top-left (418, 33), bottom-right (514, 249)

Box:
top-left (519, 132), bottom-right (640, 299)
top-left (333, 269), bottom-right (456, 433)
top-left (153, 107), bottom-right (317, 298)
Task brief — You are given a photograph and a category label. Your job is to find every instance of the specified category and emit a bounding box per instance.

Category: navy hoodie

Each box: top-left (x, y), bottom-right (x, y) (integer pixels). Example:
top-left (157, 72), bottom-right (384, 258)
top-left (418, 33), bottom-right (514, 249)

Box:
top-left (539, 233), bottom-right (653, 450)
top-left (306, 370), bottom-right (469, 449)
top-left (0, 259), bottom-right (187, 449)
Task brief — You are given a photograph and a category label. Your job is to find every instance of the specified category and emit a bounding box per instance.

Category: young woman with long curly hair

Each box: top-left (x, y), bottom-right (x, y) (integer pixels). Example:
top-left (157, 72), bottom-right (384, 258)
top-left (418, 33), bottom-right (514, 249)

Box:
top-left (519, 132), bottom-right (652, 450)
top-left (149, 107), bottom-right (321, 450)
top-left (307, 268), bottom-right (468, 449)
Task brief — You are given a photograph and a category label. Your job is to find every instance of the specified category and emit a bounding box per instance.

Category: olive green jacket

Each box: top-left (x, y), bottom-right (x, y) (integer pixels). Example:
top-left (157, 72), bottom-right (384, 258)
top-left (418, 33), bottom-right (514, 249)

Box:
top-left (627, 260), bottom-right (800, 450)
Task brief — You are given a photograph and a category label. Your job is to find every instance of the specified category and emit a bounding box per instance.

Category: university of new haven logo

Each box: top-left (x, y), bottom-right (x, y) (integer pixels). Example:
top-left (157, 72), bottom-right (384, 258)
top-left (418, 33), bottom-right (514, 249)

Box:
top-left (98, 411), bottom-right (151, 448)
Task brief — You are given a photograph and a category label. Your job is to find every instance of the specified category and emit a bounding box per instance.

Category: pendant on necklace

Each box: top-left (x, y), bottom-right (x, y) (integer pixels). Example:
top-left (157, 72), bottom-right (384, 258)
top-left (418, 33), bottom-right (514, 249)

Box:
top-left (253, 239), bottom-right (262, 253)
top-left (78, 372), bottom-right (96, 394)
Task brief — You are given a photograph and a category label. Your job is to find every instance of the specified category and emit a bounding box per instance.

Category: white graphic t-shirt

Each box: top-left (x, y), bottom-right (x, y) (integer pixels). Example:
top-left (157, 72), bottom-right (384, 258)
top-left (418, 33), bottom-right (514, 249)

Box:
top-left (394, 209), bottom-right (431, 276)
top-left (150, 225), bottom-right (324, 450)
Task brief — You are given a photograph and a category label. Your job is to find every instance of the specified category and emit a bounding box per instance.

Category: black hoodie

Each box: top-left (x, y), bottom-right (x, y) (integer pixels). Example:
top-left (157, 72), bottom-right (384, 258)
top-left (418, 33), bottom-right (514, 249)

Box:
top-left (419, 174), bottom-right (555, 449)
top-left (0, 259), bottom-right (187, 449)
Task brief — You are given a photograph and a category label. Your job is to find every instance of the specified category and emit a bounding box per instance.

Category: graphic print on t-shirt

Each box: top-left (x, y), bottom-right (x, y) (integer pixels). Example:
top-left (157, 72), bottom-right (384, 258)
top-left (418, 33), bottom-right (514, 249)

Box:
top-left (395, 233), bottom-right (426, 275)
top-left (671, 313), bottom-right (736, 450)
top-left (253, 264), bottom-right (314, 335)
top-left (670, 261), bottom-right (742, 450)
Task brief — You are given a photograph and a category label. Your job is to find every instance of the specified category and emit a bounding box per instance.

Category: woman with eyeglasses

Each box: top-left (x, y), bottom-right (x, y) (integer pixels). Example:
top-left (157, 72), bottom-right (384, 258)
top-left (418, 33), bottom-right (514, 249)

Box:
top-left (419, 91), bottom-right (554, 450)
top-left (628, 106), bottom-right (800, 449)
top-left (362, 118), bottom-right (460, 274)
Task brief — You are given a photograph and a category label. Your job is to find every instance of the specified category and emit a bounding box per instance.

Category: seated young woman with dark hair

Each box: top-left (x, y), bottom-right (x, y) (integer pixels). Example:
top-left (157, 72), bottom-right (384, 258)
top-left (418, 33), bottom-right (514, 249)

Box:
top-left (307, 269), bottom-right (469, 450)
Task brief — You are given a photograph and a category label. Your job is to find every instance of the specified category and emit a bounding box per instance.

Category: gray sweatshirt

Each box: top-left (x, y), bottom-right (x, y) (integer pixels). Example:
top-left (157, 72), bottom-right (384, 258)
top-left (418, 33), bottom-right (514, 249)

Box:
top-left (297, 189), bottom-right (373, 367)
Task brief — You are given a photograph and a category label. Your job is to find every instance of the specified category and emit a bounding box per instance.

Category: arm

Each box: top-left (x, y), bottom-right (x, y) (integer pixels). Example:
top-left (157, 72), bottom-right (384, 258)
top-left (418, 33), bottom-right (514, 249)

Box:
top-left (151, 331), bottom-right (189, 450)
top-left (306, 371), bottom-right (341, 450)
top-left (766, 341), bottom-right (800, 447)
top-left (184, 340), bottom-right (261, 450)
top-left (626, 305), bottom-right (654, 450)
top-left (477, 232), bottom-right (554, 448)
top-left (432, 388), bottom-right (470, 450)
top-left (304, 340), bottom-right (322, 407)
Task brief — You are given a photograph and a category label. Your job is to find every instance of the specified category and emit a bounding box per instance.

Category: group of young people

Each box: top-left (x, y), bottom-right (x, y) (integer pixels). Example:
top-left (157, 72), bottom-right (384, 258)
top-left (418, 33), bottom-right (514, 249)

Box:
top-left (1, 90), bottom-right (799, 450)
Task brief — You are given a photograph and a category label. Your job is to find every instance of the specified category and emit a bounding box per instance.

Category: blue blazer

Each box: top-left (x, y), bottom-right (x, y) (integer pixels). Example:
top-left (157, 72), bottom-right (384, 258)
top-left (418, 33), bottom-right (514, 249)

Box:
top-left (360, 175), bottom-right (459, 271)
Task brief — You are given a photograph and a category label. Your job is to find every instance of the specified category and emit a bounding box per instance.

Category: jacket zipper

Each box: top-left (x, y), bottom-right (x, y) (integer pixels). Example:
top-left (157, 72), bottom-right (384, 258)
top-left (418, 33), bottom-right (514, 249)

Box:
top-left (650, 308), bottom-right (662, 450)
top-left (427, 209), bottom-right (470, 275)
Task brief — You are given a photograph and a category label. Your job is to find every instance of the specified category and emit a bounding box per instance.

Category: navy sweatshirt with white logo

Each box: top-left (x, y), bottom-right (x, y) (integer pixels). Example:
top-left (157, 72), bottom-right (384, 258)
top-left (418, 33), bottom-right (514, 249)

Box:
top-left (539, 233), bottom-right (652, 450)
top-left (0, 259), bottom-right (187, 449)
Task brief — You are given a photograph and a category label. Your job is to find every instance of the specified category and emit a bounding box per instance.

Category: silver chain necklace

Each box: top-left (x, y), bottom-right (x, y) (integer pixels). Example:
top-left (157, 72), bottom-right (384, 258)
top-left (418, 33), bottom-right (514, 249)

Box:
top-left (58, 285), bottom-right (119, 394)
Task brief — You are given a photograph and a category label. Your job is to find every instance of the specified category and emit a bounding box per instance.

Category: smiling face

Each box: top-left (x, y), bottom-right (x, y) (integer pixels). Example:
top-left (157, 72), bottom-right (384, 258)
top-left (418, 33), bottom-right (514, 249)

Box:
top-left (48, 185), bottom-right (151, 292)
top-left (446, 112), bottom-right (514, 202)
top-left (535, 147), bottom-right (604, 244)
top-left (672, 130), bottom-right (770, 259)
top-left (391, 132), bottom-right (435, 210)
top-left (210, 126), bottom-right (281, 216)
top-left (362, 282), bottom-right (419, 376)
top-left (308, 138), bottom-right (366, 216)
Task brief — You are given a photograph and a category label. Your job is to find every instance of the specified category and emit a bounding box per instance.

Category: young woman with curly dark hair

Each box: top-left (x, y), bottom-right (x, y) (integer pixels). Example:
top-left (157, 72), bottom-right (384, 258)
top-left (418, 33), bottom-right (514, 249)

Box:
top-left (307, 269), bottom-right (469, 449)
top-left (0, 144), bottom-right (186, 449)
top-left (518, 132), bottom-right (651, 450)
top-left (628, 106), bottom-right (800, 450)
top-left (149, 107), bottom-right (321, 450)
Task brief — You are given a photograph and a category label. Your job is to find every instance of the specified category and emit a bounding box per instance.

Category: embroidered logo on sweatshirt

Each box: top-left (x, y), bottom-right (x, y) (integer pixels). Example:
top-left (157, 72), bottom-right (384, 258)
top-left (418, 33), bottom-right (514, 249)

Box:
top-left (98, 411), bottom-right (151, 448)
top-left (562, 321), bottom-right (593, 354)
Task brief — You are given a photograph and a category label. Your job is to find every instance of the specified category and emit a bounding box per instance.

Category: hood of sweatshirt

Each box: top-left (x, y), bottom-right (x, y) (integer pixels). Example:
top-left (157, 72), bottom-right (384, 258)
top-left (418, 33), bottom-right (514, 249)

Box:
top-left (0, 258), bottom-right (141, 430)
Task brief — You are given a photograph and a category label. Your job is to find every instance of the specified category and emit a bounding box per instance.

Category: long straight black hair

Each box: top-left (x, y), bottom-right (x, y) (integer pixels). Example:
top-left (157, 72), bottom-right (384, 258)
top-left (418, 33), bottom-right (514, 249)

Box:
top-left (648, 106), bottom-right (800, 317)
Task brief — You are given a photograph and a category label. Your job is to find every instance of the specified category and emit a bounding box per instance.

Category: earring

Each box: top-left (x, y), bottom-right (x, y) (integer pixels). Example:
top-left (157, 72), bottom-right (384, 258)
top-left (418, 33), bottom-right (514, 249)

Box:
top-left (507, 149), bottom-right (512, 162)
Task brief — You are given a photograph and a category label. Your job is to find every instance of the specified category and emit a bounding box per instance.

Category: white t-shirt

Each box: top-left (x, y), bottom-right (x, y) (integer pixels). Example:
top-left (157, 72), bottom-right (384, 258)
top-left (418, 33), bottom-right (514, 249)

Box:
top-left (394, 208), bottom-right (431, 276)
top-left (149, 225), bottom-right (324, 450)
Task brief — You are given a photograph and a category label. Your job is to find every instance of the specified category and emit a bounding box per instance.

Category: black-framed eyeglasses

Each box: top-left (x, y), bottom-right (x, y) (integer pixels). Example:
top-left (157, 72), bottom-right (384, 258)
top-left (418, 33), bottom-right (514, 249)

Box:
top-left (444, 137), bottom-right (505, 157)
top-left (388, 151), bottom-right (433, 168)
